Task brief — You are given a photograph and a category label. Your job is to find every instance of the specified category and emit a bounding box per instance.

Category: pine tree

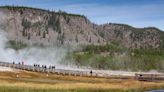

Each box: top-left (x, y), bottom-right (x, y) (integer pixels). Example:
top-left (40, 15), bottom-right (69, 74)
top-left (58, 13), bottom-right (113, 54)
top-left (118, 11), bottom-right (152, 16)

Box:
top-left (28, 33), bottom-right (31, 40)
top-left (43, 31), bottom-right (46, 38)
top-left (97, 38), bottom-right (100, 43)
top-left (22, 28), bottom-right (26, 36)
top-left (89, 36), bottom-right (92, 43)
top-left (61, 33), bottom-right (65, 44)
top-left (76, 35), bottom-right (78, 43)
top-left (38, 30), bottom-right (41, 36)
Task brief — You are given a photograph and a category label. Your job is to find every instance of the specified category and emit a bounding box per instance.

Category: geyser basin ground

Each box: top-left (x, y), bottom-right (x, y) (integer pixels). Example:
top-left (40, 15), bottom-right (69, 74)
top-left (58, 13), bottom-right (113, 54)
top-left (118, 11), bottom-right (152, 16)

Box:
top-left (0, 67), bottom-right (164, 92)
top-left (0, 66), bottom-right (14, 72)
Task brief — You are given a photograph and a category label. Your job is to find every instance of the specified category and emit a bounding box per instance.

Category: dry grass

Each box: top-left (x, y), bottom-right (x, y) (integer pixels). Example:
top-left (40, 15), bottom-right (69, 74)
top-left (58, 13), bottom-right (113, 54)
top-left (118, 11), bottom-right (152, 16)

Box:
top-left (0, 71), bottom-right (164, 92)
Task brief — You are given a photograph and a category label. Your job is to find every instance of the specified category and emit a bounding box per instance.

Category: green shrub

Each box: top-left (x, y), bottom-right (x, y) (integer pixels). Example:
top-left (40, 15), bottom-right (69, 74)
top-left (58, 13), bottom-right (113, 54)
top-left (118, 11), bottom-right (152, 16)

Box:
top-left (66, 44), bottom-right (164, 71)
top-left (6, 40), bottom-right (27, 50)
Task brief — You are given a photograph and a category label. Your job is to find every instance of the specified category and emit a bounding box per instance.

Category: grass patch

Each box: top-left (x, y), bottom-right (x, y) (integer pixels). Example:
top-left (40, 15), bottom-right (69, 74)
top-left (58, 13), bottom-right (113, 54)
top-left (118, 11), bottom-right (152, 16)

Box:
top-left (0, 86), bottom-right (146, 92)
top-left (0, 71), bottom-right (164, 92)
top-left (6, 40), bottom-right (27, 50)
top-left (65, 44), bottom-right (164, 71)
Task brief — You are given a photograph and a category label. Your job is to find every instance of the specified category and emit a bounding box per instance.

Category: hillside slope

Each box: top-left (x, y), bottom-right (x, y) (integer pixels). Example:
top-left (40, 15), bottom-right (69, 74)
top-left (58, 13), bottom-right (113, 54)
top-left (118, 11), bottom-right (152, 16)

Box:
top-left (0, 6), bottom-right (163, 49)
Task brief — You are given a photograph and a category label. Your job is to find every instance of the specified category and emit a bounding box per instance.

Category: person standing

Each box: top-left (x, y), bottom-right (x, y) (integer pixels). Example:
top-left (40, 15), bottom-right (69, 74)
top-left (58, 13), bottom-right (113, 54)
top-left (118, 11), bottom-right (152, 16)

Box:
top-left (90, 70), bottom-right (93, 76)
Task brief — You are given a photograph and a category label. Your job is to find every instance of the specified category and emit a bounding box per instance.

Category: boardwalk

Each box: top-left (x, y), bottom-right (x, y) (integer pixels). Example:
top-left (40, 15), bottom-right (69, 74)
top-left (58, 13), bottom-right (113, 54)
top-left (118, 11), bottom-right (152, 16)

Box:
top-left (0, 61), bottom-right (100, 77)
top-left (135, 73), bottom-right (164, 81)
top-left (0, 61), bottom-right (164, 81)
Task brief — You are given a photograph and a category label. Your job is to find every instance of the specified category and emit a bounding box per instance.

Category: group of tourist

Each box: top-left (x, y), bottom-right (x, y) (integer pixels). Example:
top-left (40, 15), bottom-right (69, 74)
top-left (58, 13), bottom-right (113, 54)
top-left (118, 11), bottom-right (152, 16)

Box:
top-left (33, 64), bottom-right (56, 70)
top-left (13, 61), bottom-right (24, 65)
top-left (12, 61), bottom-right (56, 71)
top-left (12, 61), bottom-right (93, 76)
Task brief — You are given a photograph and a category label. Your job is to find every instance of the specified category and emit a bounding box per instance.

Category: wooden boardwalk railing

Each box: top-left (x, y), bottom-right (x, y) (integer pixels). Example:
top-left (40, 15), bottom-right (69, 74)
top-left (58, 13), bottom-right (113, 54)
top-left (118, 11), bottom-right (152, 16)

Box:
top-left (0, 61), bottom-right (100, 78)
top-left (135, 73), bottom-right (164, 81)
top-left (0, 61), bottom-right (164, 81)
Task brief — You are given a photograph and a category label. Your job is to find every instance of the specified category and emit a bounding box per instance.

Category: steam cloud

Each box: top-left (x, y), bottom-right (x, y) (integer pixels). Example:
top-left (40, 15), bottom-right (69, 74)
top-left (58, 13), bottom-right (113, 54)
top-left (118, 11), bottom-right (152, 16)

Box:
top-left (0, 29), bottom-right (71, 69)
top-left (0, 29), bottom-right (162, 75)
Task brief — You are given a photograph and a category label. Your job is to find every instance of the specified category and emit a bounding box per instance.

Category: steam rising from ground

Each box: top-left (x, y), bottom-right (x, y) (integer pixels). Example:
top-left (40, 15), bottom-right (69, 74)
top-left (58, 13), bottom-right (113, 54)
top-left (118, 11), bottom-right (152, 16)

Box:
top-left (0, 30), bottom-right (163, 75)
top-left (0, 30), bottom-right (69, 68)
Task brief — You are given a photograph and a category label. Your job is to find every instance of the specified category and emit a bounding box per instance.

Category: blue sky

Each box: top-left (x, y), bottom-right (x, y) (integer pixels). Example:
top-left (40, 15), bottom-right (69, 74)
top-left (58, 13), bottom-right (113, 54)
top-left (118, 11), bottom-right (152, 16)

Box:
top-left (0, 0), bottom-right (164, 30)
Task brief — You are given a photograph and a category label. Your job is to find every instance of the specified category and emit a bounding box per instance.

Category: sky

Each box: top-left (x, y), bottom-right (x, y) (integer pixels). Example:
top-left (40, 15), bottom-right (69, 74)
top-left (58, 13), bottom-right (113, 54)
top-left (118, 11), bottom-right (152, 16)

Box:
top-left (0, 0), bottom-right (163, 31)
